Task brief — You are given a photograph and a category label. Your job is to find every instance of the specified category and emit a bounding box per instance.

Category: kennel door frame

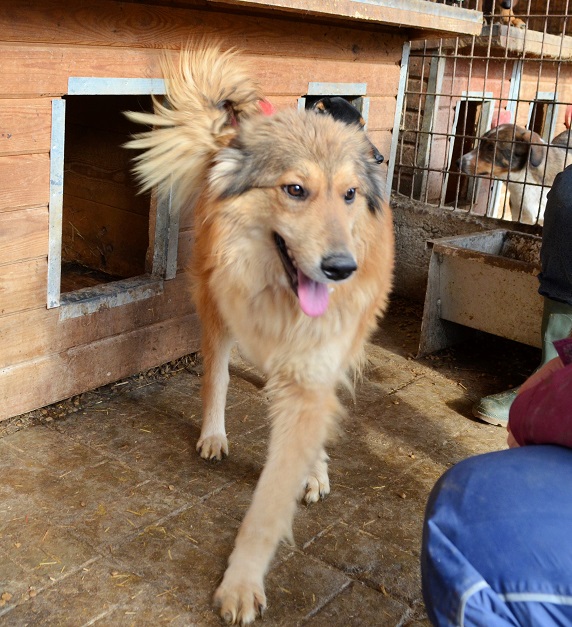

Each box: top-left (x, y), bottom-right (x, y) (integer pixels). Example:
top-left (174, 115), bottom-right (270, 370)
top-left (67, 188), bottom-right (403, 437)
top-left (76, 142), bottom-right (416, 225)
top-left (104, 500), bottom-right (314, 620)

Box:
top-left (440, 90), bottom-right (494, 207)
top-left (412, 51), bottom-right (446, 202)
top-left (297, 81), bottom-right (397, 196)
top-left (527, 91), bottom-right (558, 143)
top-left (48, 77), bottom-right (180, 320)
top-left (486, 59), bottom-right (523, 220)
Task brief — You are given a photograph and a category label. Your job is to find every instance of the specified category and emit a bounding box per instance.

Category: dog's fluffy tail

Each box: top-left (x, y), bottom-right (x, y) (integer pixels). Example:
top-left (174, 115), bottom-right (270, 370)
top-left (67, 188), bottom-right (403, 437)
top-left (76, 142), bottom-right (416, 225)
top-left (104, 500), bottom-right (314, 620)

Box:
top-left (125, 45), bottom-right (263, 205)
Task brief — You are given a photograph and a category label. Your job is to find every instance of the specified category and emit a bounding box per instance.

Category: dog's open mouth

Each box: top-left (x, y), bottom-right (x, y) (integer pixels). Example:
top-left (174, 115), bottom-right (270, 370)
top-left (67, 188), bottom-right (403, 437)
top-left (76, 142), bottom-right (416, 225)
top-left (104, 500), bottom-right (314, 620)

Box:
top-left (274, 233), bottom-right (330, 318)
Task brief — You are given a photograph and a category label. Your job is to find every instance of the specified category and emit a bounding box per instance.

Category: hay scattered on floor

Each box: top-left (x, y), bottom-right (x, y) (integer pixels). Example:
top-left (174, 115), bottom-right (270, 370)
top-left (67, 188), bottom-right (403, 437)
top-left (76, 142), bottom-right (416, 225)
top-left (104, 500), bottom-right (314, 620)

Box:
top-left (0, 354), bottom-right (200, 439)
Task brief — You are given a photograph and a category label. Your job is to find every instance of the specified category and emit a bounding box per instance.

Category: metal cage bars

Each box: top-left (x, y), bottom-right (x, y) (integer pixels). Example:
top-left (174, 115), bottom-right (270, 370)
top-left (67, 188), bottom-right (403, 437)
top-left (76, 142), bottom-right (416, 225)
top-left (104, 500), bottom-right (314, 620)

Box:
top-left (393, 0), bottom-right (572, 226)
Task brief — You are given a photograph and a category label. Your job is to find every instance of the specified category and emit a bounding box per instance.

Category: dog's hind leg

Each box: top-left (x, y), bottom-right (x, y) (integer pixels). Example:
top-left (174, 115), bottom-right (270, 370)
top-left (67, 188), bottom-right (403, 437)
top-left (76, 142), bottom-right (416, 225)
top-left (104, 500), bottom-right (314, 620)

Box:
top-left (197, 312), bottom-right (233, 461)
top-left (214, 380), bottom-right (340, 624)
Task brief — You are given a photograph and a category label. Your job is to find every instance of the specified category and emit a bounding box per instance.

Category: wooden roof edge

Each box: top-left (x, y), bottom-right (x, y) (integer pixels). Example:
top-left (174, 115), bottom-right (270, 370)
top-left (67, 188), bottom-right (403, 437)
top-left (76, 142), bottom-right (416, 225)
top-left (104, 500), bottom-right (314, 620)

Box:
top-left (206, 0), bottom-right (484, 38)
top-left (411, 24), bottom-right (572, 60)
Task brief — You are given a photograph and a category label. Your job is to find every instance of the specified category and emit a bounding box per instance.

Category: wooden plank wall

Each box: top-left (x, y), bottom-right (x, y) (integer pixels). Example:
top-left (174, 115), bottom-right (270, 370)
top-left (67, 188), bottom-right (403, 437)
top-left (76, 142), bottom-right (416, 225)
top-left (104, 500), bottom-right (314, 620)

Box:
top-left (0, 0), bottom-right (403, 420)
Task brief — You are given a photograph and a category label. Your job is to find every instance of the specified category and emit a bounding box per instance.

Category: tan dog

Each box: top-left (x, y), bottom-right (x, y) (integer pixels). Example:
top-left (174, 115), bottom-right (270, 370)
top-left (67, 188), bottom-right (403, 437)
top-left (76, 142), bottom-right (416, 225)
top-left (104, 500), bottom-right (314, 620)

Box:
top-left (458, 123), bottom-right (572, 224)
top-left (499, 0), bottom-right (525, 28)
top-left (126, 46), bottom-right (394, 624)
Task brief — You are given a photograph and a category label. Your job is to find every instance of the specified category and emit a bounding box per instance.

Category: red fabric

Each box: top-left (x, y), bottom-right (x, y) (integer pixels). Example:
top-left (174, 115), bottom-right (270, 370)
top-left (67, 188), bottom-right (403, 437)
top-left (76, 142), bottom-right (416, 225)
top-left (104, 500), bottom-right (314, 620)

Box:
top-left (508, 364), bottom-right (572, 447)
top-left (259, 100), bottom-right (275, 116)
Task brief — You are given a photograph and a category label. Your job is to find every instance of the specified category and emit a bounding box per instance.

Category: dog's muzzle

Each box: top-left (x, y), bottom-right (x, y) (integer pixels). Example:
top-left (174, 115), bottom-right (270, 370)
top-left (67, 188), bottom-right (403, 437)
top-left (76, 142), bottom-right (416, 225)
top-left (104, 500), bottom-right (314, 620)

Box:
top-left (273, 233), bottom-right (357, 317)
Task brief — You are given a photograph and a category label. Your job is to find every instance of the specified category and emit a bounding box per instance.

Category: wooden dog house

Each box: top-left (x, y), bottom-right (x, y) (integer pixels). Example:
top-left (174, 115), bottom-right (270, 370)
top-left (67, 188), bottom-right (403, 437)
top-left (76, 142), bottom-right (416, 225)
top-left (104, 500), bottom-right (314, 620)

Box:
top-left (0, 0), bottom-right (481, 421)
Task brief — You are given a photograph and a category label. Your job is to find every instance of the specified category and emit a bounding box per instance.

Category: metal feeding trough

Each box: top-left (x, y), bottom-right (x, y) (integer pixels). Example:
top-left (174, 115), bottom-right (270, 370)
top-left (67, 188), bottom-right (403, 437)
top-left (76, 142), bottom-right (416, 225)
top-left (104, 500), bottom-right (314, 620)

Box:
top-left (418, 229), bottom-right (543, 357)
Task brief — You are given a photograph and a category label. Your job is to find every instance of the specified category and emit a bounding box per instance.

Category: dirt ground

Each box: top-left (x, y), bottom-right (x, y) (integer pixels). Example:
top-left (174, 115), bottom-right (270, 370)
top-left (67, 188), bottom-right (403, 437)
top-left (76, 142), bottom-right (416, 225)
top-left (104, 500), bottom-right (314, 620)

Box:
top-left (0, 297), bottom-right (539, 626)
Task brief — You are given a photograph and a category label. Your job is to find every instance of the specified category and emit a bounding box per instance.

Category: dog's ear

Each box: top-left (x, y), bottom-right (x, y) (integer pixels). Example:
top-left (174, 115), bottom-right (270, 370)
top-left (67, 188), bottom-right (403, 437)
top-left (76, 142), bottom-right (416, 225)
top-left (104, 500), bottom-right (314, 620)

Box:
top-left (312, 97), bottom-right (331, 114)
top-left (360, 157), bottom-right (386, 214)
top-left (208, 141), bottom-right (258, 199)
top-left (521, 129), bottom-right (546, 167)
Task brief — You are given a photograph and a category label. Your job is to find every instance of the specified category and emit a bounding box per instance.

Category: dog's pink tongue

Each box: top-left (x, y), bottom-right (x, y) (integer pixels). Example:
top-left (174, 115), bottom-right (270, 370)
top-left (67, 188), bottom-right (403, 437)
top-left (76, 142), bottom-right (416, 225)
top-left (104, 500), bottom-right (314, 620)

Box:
top-left (297, 270), bottom-right (329, 317)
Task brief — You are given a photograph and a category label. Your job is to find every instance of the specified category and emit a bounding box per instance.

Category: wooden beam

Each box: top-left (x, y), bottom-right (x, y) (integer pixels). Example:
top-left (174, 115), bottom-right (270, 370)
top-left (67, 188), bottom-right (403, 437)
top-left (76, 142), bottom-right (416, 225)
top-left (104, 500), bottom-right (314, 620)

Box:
top-left (0, 206), bottom-right (48, 265)
top-left (0, 273), bottom-right (195, 371)
top-left (0, 1), bottom-right (406, 63)
top-left (0, 43), bottom-right (401, 99)
top-left (0, 258), bottom-right (47, 316)
top-left (417, 24), bottom-right (572, 60)
top-left (0, 312), bottom-right (201, 420)
top-left (0, 154), bottom-right (49, 210)
top-left (207, 0), bottom-right (484, 37)
top-left (0, 99), bottom-right (51, 156)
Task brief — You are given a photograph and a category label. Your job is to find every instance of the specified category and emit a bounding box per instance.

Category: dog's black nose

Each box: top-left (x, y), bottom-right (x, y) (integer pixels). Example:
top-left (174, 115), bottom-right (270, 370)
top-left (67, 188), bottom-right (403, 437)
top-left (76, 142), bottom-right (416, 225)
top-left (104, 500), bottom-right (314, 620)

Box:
top-left (321, 253), bottom-right (358, 281)
top-left (456, 157), bottom-right (462, 170)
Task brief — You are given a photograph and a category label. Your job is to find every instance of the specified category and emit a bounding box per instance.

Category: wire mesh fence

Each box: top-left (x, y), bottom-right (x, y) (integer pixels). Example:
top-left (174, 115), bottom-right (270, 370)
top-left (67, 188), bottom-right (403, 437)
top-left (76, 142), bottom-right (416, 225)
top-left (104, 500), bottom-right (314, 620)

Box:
top-left (393, 0), bottom-right (572, 226)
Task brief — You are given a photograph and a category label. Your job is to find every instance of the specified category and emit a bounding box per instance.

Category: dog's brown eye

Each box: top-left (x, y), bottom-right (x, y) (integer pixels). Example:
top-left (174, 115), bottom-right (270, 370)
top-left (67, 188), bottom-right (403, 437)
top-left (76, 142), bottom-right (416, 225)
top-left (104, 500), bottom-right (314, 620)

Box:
top-left (283, 184), bottom-right (307, 199)
top-left (344, 188), bottom-right (356, 203)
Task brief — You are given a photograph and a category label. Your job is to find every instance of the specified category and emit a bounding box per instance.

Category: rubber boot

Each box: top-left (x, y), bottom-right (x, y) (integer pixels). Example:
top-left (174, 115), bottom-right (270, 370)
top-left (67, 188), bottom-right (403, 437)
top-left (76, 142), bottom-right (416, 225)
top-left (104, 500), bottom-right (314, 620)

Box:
top-left (472, 297), bottom-right (572, 426)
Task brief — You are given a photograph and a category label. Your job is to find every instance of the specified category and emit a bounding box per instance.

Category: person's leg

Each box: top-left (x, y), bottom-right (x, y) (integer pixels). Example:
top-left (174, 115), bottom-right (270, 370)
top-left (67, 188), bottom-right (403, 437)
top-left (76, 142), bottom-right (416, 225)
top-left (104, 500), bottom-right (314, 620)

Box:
top-left (422, 446), bottom-right (572, 627)
top-left (473, 165), bottom-right (572, 428)
top-left (472, 297), bottom-right (572, 426)
top-left (540, 298), bottom-right (572, 364)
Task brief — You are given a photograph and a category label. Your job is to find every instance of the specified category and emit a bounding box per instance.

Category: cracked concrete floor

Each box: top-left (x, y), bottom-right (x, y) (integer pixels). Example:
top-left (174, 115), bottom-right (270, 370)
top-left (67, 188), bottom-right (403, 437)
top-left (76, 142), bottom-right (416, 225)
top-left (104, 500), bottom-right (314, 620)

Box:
top-left (0, 298), bottom-right (539, 626)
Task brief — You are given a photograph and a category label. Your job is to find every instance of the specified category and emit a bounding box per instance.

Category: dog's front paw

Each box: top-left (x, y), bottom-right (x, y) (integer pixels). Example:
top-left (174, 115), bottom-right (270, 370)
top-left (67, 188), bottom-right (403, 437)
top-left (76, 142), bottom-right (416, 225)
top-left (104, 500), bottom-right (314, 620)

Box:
top-left (214, 577), bottom-right (266, 625)
top-left (197, 434), bottom-right (228, 461)
top-left (303, 455), bottom-right (330, 504)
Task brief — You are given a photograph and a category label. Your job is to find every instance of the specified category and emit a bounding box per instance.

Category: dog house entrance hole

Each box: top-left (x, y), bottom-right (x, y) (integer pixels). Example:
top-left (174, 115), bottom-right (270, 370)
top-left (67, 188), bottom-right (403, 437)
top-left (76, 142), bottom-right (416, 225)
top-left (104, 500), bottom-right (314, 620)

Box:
top-left (48, 78), bottom-right (177, 317)
top-left (303, 95), bottom-right (365, 115)
top-left (61, 94), bottom-right (152, 293)
top-left (298, 82), bottom-right (369, 124)
top-left (445, 99), bottom-right (488, 206)
top-left (528, 96), bottom-right (557, 143)
top-left (530, 101), bottom-right (549, 137)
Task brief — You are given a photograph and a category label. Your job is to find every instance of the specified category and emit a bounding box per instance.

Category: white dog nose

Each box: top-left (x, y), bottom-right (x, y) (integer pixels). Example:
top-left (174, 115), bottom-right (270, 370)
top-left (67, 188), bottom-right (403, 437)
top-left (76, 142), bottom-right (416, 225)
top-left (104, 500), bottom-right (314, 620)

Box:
top-left (321, 253), bottom-right (357, 281)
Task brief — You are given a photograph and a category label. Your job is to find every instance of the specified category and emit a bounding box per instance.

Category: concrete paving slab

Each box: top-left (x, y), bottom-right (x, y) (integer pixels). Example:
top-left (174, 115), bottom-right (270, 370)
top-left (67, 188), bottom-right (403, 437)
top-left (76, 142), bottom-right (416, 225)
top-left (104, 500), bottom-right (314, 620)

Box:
top-left (263, 552), bottom-right (351, 623)
top-left (306, 581), bottom-right (411, 626)
top-left (0, 298), bottom-right (528, 625)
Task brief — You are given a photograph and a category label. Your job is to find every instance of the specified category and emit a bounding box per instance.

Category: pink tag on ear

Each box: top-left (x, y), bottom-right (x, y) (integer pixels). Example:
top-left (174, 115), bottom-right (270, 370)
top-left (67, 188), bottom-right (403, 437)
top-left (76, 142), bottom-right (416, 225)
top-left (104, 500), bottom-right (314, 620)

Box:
top-left (565, 104), bottom-right (572, 130)
top-left (259, 100), bottom-right (275, 116)
top-left (491, 109), bottom-right (512, 128)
